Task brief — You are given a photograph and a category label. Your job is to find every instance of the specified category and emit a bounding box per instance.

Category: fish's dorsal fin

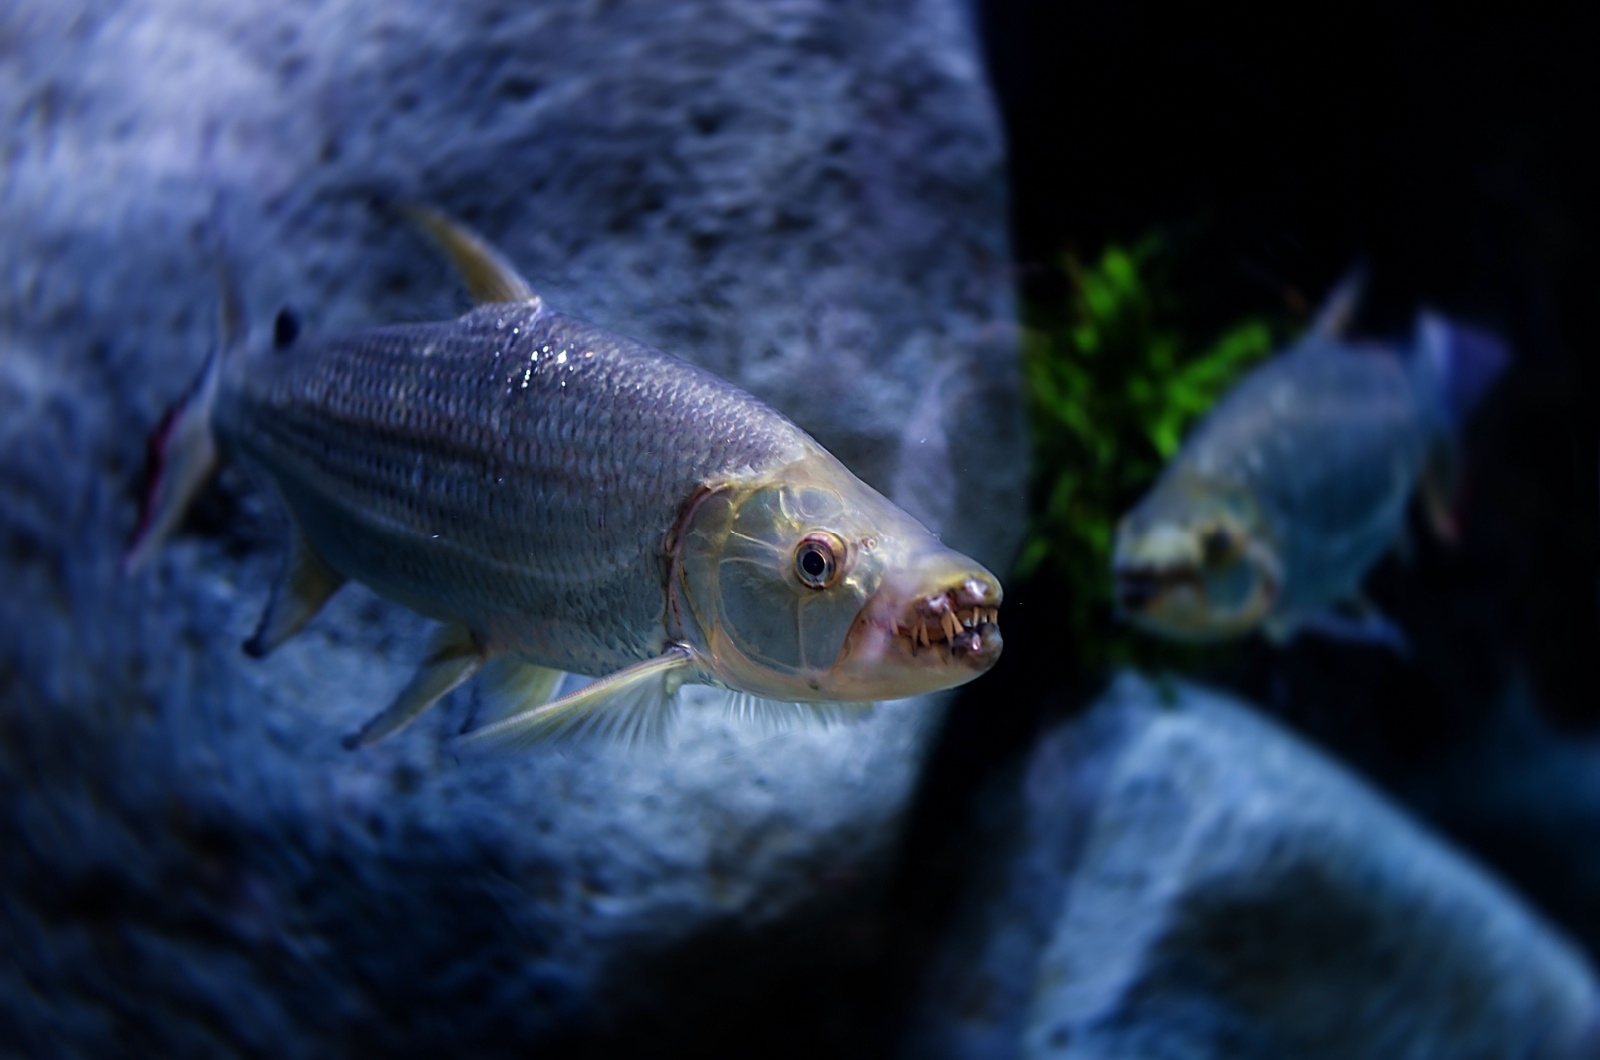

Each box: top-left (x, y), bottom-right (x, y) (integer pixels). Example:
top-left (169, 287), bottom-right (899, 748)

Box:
top-left (401, 203), bottom-right (541, 307)
top-left (1309, 264), bottom-right (1367, 338)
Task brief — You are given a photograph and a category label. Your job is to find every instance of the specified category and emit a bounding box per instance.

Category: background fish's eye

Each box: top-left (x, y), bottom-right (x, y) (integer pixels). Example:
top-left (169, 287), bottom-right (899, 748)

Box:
top-left (794, 533), bottom-right (842, 589)
top-left (1200, 527), bottom-right (1235, 564)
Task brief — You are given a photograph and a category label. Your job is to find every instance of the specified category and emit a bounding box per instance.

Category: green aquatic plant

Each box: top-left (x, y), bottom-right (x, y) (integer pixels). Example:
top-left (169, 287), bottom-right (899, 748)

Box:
top-left (1018, 238), bottom-right (1279, 668)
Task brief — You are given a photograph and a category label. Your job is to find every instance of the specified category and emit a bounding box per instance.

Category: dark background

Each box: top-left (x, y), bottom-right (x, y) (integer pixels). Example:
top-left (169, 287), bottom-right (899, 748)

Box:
top-left (880, 0), bottom-right (1600, 1046)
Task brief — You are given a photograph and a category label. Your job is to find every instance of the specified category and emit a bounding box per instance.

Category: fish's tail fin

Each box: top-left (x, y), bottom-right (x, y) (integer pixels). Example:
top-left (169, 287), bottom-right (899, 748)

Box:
top-left (1411, 310), bottom-right (1510, 430)
top-left (1409, 311), bottom-right (1510, 544)
top-left (123, 254), bottom-right (246, 574)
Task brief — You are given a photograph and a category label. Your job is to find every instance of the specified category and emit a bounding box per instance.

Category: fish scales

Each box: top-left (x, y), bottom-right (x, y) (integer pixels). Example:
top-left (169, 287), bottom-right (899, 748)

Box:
top-left (220, 301), bottom-right (810, 674)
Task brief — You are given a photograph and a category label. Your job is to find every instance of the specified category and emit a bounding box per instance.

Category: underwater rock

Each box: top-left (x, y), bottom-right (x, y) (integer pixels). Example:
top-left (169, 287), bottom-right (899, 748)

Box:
top-left (0, 0), bottom-right (1019, 1053)
top-left (904, 674), bottom-right (1600, 1059)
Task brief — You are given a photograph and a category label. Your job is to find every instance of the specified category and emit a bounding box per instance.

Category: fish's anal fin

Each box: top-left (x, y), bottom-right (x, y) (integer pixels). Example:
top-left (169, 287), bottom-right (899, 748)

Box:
top-left (400, 204), bottom-right (540, 307)
top-left (343, 624), bottom-right (484, 750)
top-left (456, 645), bottom-right (695, 752)
top-left (725, 693), bottom-right (875, 733)
top-left (242, 525), bottom-right (346, 658)
top-left (470, 657), bottom-right (565, 728)
top-left (1272, 599), bottom-right (1411, 656)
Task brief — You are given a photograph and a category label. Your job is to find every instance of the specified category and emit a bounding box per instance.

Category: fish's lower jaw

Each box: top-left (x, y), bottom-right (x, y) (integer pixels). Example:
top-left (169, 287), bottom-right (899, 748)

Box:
top-left (1112, 562), bottom-right (1201, 616)
top-left (890, 582), bottom-right (1003, 669)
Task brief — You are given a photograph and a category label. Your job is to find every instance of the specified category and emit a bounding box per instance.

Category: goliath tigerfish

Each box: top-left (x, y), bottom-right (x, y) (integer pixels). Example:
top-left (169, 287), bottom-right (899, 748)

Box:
top-left (1112, 274), bottom-right (1507, 648)
top-left (126, 208), bottom-right (1002, 748)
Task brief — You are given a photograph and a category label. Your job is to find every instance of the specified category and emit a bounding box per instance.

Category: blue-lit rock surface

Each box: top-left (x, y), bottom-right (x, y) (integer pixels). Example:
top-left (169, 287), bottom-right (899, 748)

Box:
top-left (0, 0), bottom-right (1020, 1053)
top-left (904, 674), bottom-right (1600, 1059)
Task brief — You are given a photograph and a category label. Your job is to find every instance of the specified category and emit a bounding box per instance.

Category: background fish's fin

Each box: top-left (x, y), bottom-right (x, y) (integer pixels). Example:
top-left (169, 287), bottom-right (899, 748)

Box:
top-left (456, 646), bottom-right (693, 751)
top-left (401, 204), bottom-right (540, 306)
top-left (470, 657), bottom-right (565, 728)
top-left (1309, 263), bottom-right (1367, 338)
top-left (123, 247), bottom-right (246, 574)
top-left (1286, 600), bottom-right (1411, 655)
top-left (242, 524), bottom-right (346, 657)
top-left (724, 692), bottom-right (875, 733)
top-left (1412, 310), bottom-right (1511, 428)
top-left (343, 624), bottom-right (484, 749)
top-left (1418, 438), bottom-right (1463, 545)
top-left (1408, 312), bottom-right (1508, 543)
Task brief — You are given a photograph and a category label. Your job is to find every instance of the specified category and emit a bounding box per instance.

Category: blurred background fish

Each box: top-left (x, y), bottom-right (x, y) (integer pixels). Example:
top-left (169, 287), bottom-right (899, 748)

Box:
top-left (1112, 274), bottom-right (1508, 648)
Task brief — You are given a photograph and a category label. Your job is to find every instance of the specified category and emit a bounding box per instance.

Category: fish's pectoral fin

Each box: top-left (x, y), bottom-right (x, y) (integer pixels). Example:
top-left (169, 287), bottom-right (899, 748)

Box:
top-left (1282, 600), bottom-right (1411, 656)
top-left (725, 693), bottom-right (876, 733)
top-left (455, 645), bottom-right (695, 752)
top-left (1262, 617), bottom-right (1296, 646)
top-left (400, 204), bottom-right (540, 307)
top-left (468, 657), bottom-right (565, 729)
top-left (343, 624), bottom-right (485, 749)
top-left (242, 525), bottom-right (346, 658)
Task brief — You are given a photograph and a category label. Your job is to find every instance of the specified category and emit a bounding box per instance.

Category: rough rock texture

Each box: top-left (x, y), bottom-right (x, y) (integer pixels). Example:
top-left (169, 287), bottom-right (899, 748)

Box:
top-left (903, 674), bottom-right (1600, 1059)
top-left (0, 1), bottom-right (1021, 1054)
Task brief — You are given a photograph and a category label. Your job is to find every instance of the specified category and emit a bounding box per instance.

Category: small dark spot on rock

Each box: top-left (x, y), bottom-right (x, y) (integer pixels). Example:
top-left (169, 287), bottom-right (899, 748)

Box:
top-left (1049, 1026), bottom-right (1072, 1048)
top-left (318, 136), bottom-right (341, 164)
top-left (691, 109), bottom-right (725, 136)
top-left (395, 90), bottom-right (419, 113)
top-left (499, 75), bottom-right (540, 102)
top-left (273, 307), bottom-right (300, 349)
top-left (690, 229), bottom-right (722, 257)
top-left (391, 761), bottom-right (423, 795)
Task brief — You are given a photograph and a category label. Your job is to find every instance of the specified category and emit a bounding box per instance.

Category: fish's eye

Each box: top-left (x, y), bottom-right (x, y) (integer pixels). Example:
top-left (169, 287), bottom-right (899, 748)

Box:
top-left (794, 533), bottom-right (843, 589)
top-left (1200, 526), bottom-right (1235, 564)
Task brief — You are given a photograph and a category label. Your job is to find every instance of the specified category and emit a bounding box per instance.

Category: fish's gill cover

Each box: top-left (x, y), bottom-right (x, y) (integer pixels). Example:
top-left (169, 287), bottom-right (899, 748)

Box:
top-left (0, 0), bottom-right (1021, 1054)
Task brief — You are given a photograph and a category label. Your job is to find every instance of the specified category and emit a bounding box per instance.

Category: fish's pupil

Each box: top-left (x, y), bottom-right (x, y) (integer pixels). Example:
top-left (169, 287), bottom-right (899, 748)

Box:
top-left (801, 547), bottom-right (827, 578)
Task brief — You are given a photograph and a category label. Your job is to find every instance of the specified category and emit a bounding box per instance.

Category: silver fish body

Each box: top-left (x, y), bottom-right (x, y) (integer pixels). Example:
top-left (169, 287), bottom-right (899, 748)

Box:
top-left (128, 209), bottom-right (1003, 747)
top-left (224, 301), bottom-right (808, 676)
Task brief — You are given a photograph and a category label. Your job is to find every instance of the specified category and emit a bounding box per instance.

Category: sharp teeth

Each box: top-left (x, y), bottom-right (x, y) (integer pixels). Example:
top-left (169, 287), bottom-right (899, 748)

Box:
top-left (988, 608), bottom-right (999, 625)
top-left (917, 623), bottom-right (930, 648)
top-left (941, 611), bottom-right (959, 641)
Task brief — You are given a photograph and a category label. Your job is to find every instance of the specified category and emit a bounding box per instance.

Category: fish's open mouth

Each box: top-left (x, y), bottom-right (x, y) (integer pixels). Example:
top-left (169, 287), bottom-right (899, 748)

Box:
top-left (893, 577), bottom-right (1001, 658)
top-left (1114, 562), bottom-right (1201, 613)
